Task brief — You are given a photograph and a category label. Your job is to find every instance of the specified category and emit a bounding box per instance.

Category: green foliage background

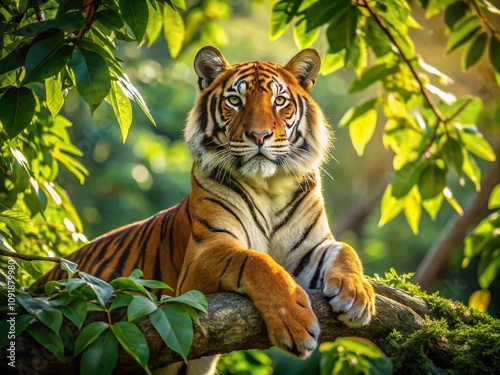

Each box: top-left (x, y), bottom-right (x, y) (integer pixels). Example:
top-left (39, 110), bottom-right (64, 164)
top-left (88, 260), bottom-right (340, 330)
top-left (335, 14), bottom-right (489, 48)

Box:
top-left (0, 0), bottom-right (499, 373)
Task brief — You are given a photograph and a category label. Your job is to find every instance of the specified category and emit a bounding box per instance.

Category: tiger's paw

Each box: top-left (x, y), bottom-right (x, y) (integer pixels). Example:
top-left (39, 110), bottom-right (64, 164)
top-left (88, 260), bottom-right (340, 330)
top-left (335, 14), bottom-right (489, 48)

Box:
top-left (262, 287), bottom-right (319, 358)
top-left (323, 272), bottom-right (375, 327)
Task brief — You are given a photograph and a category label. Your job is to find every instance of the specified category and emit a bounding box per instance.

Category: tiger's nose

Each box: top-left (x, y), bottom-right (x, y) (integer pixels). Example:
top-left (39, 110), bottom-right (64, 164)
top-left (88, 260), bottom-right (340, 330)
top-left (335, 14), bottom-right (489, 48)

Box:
top-left (247, 130), bottom-right (273, 146)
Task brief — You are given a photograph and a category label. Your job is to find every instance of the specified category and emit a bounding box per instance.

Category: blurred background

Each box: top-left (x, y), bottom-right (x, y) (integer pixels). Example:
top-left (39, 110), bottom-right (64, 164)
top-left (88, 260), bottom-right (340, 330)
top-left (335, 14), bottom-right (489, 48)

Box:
top-left (57, 0), bottom-right (499, 320)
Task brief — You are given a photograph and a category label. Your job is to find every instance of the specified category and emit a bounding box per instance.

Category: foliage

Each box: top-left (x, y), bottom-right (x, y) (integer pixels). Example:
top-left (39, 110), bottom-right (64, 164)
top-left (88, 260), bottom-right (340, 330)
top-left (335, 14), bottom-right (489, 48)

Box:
top-left (0, 265), bottom-right (207, 374)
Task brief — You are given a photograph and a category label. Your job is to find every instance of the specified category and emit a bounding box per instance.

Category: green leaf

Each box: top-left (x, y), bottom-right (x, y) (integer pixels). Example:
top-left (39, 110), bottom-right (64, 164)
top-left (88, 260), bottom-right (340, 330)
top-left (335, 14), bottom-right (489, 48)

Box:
top-left (60, 258), bottom-right (79, 278)
top-left (45, 74), bottom-right (64, 118)
top-left (391, 160), bottom-right (423, 198)
top-left (0, 314), bottom-right (33, 348)
top-left (17, 293), bottom-right (63, 334)
top-left (74, 321), bottom-right (109, 356)
top-left (462, 32), bottom-right (487, 71)
top-left (457, 124), bottom-right (496, 161)
top-left (110, 293), bottom-right (134, 310)
top-left (439, 97), bottom-right (482, 124)
top-left (366, 17), bottom-right (391, 57)
top-left (462, 150), bottom-right (481, 191)
top-left (444, 1), bottom-right (469, 30)
top-left (422, 193), bottom-right (444, 220)
top-left (107, 79), bottom-right (132, 141)
top-left (0, 86), bottom-right (36, 139)
top-left (0, 43), bottom-right (29, 75)
top-left (164, 290), bottom-right (208, 313)
top-left (293, 16), bottom-right (320, 50)
top-left (12, 11), bottom-right (85, 37)
top-left (378, 185), bottom-right (404, 227)
top-left (163, 3), bottom-right (185, 58)
top-left (489, 36), bottom-right (500, 74)
top-left (80, 330), bottom-right (118, 375)
top-left (78, 38), bottom-right (124, 76)
top-left (489, 184), bottom-right (500, 209)
top-left (269, 0), bottom-right (302, 40)
top-left (404, 187), bottom-right (422, 234)
top-left (94, 9), bottom-right (125, 30)
top-left (146, 1), bottom-right (163, 46)
top-left (348, 62), bottom-right (399, 93)
top-left (302, 0), bottom-right (350, 31)
top-left (117, 75), bottom-right (156, 125)
top-left (321, 49), bottom-right (346, 74)
top-left (66, 278), bottom-right (86, 294)
top-left (26, 322), bottom-right (65, 362)
top-left (110, 277), bottom-right (149, 294)
top-left (127, 294), bottom-right (158, 321)
top-left (348, 107), bottom-right (377, 156)
top-left (418, 163), bottom-right (446, 199)
top-left (150, 303), bottom-right (194, 361)
top-left (60, 298), bottom-right (87, 330)
top-left (79, 271), bottom-right (114, 307)
top-left (111, 321), bottom-right (151, 374)
top-left (0, 209), bottom-right (32, 236)
top-left (326, 5), bottom-right (359, 61)
top-left (22, 32), bottom-right (74, 85)
top-left (442, 136), bottom-right (463, 177)
top-left (447, 15), bottom-right (481, 53)
top-left (119, 0), bottom-right (149, 43)
top-left (71, 48), bottom-right (111, 113)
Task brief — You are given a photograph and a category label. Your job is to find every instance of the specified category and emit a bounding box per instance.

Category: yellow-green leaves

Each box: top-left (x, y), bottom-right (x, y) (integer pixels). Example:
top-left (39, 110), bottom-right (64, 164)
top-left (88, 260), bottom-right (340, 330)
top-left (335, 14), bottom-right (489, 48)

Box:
top-left (108, 80), bottom-right (132, 142)
top-left (339, 98), bottom-right (378, 156)
top-left (71, 49), bottom-right (111, 113)
top-left (269, 0), bottom-right (302, 40)
top-left (163, 3), bottom-right (185, 58)
top-left (0, 86), bottom-right (36, 139)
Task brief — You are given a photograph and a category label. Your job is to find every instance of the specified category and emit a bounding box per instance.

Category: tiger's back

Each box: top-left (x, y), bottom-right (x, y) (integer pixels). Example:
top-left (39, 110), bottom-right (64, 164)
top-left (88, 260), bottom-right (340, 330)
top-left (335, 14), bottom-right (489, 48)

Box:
top-left (39, 196), bottom-right (191, 296)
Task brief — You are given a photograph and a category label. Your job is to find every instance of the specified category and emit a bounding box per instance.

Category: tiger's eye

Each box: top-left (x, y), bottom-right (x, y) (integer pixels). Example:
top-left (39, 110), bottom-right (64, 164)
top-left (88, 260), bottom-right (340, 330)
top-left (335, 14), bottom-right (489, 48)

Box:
top-left (227, 96), bottom-right (241, 106)
top-left (274, 96), bottom-right (286, 106)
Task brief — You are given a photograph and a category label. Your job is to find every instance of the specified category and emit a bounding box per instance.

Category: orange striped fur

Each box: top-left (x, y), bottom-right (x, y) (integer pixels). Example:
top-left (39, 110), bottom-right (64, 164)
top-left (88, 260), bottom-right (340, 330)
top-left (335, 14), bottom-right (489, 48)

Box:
top-left (40, 47), bottom-right (375, 368)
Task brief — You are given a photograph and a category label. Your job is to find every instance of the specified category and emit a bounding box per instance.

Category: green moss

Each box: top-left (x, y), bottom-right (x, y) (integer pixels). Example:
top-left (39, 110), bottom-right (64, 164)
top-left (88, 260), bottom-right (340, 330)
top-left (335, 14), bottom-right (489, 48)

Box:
top-left (374, 269), bottom-right (500, 374)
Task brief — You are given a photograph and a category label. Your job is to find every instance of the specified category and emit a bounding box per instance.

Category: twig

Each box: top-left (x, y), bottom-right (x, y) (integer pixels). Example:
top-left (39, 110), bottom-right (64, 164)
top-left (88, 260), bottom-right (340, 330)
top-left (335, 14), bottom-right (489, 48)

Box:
top-left (0, 249), bottom-right (62, 263)
top-left (471, 0), bottom-right (498, 37)
top-left (360, 0), bottom-right (446, 123)
top-left (76, 0), bottom-right (102, 40)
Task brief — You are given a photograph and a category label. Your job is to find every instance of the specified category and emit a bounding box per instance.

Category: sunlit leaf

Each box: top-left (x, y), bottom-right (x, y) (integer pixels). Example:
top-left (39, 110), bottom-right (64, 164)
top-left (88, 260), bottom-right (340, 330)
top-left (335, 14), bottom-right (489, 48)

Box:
top-left (404, 187), bottom-right (421, 234)
top-left (422, 193), bottom-right (444, 220)
top-left (480, 0), bottom-right (500, 14)
top-left (447, 15), bottom-right (481, 53)
top-left (379, 184), bottom-right (404, 226)
top-left (163, 3), bottom-right (185, 58)
top-left (349, 62), bottom-right (399, 93)
top-left (0, 86), bottom-right (36, 139)
top-left (443, 187), bottom-right (463, 215)
top-left (45, 74), bottom-right (64, 118)
top-left (489, 184), bottom-right (500, 209)
top-left (293, 16), bottom-right (320, 50)
top-left (269, 0), bottom-right (302, 40)
top-left (468, 289), bottom-right (491, 312)
top-left (321, 49), bottom-right (346, 74)
top-left (146, 1), bottom-right (163, 47)
top-left (457, 124), bottom-right (496, 161)
top-left (117, 75), bottom-right (156, 125)
top-left (439, 97), bottom-right (482, 124)
top-left (391, 160), bottom-right (423, 198)
top-left (462, 150), bottom-right (481, 191)
top-left (108, 79), bottom-right (132, 142)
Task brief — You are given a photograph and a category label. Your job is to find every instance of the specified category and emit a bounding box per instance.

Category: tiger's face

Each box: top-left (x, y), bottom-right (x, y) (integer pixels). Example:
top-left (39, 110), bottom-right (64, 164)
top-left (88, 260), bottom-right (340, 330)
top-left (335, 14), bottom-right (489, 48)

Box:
top-left (184, 47), bottom-right (331, 179)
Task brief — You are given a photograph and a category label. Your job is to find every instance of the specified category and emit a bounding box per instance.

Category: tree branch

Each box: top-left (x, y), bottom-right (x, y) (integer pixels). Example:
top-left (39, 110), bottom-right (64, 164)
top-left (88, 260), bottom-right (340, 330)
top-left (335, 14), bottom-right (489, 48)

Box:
top-left (3, 284), bottom-right (457, 374)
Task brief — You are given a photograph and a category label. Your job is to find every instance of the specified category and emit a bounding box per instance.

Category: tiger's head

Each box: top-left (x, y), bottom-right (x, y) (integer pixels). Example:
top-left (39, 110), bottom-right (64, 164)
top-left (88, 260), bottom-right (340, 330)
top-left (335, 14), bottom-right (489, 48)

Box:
top-left (184, 46), bottom-right (332, 180)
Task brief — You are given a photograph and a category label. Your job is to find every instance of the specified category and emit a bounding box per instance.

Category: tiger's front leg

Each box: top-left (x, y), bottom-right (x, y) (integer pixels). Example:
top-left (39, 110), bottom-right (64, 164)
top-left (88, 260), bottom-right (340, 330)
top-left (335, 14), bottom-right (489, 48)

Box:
top-left (178, 242), bottom-right (320, 358)
top-left (322, 242), bottom-right (375, 326)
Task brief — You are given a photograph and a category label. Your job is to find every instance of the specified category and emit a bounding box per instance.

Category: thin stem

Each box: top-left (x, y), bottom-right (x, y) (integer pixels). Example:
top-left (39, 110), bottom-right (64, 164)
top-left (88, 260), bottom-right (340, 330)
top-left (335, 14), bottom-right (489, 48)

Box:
top-left (471, 0), bottom-right (497, 37)
top-left (360, 0), bottom-right (447, 123)
top-left (0, 249), bottom-right (62, 263)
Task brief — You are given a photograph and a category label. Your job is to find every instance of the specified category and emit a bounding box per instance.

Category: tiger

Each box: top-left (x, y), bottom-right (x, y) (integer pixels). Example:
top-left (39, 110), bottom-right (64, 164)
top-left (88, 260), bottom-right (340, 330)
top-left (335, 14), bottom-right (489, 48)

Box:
top-left (39, 46), bottom-right (376, 374)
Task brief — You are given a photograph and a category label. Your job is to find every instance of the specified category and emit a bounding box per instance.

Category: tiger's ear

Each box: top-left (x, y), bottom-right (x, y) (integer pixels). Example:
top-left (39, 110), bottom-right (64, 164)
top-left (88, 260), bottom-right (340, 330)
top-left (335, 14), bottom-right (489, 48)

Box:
top-left (194, 46), bottom-right (230, 90)
top-left (284, 49), bottom-right (321, 92)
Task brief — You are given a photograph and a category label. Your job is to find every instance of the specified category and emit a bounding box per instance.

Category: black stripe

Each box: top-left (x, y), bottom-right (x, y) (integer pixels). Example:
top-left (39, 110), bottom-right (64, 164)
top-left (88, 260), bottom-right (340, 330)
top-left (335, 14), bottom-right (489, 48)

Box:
top-left (203, 197), bottom-right (250, 247)
top-left (288, 206), bottom-right (323, 254)
top-left (309, 248), bottom-right (328, 289)
top-left (196, 216), bottom-right (238, 239)
top-left (236, 256), bottom-right (248, 289)
top-left (198, 95), bottom-right (209, 133)
top-left (219, 256), bottom-right (232, 290)
top-left (274, 190), bottom-right (309, 232)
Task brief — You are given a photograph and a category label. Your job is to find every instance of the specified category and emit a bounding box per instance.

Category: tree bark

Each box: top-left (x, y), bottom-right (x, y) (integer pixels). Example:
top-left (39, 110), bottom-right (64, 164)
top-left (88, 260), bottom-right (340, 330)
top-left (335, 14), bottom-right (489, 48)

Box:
top-left (4, 282), bottom-right (448, 374)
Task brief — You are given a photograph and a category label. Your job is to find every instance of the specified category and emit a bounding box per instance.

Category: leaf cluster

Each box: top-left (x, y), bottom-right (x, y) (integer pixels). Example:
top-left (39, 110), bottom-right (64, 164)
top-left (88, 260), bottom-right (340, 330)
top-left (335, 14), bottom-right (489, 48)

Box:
top-left (0, 264), bottom-right (207, 375)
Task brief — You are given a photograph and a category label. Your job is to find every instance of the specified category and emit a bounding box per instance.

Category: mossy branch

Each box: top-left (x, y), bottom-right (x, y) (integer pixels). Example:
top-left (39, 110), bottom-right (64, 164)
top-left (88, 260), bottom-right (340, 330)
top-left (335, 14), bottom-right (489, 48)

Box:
top-left (5, 282), bottom-right (498, 374)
